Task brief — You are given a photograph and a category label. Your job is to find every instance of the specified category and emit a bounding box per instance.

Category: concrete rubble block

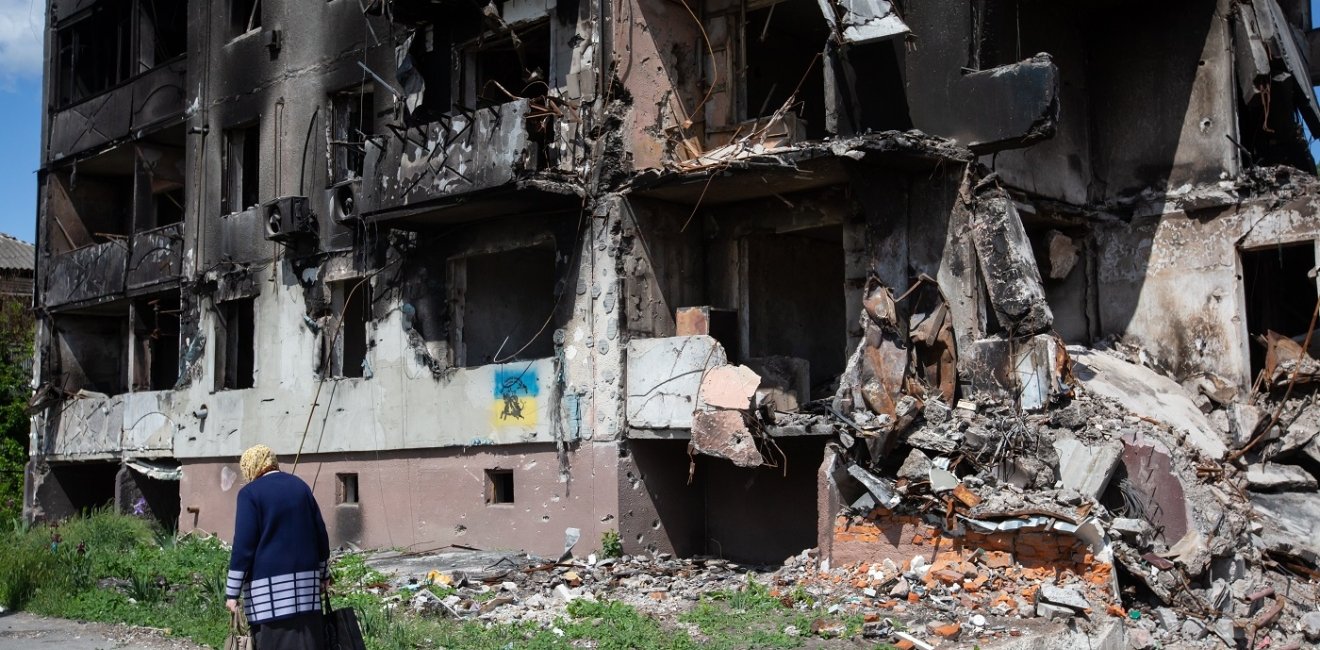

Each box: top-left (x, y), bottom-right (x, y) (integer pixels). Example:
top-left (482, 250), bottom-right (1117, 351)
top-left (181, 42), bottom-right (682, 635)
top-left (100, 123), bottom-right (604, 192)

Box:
top-left (1038, 584), bottom-right (1092, 612)
top-left (1119, 431), bottom-right (1193, 546)
top-left (1053, 436), bottom-right (1122, 499)
top-left (697, 364), bottom-right (761, 411)
top-left (969, 187), bottom-right (1053, 334)
top-left (1110, 518), bottom-right (1153, 546)
top-left (962, 334), bottom-right (1069, 411)
top-left (1245, 462), bottom-right (1318, 492)
top-left (1302, 611), bottom-right (1320, 642)
top-left (844, 463), bottom-right (901, 510)
top-left (1182, 371), bottom-right (1239, 409)
top-left (896, 448), bottom-right (932, 481)
top-left (1070, 347), bottom-right (1227, 460)
top-left (625, 335), bottom-right (727, 429)
top-left (690, 410), bottom-right (765, 468)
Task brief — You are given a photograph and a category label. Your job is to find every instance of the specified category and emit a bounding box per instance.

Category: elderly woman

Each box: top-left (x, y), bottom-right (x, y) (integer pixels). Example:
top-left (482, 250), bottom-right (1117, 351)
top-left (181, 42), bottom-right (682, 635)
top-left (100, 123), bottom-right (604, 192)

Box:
top-left (225, 445), bottom-right (330, 649)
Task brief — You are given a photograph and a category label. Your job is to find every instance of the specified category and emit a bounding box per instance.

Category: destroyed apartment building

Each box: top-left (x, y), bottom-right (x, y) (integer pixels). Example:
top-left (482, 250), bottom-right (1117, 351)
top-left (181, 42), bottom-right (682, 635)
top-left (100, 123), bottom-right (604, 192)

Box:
top-left (23, 0), bottom-right (1320, 643)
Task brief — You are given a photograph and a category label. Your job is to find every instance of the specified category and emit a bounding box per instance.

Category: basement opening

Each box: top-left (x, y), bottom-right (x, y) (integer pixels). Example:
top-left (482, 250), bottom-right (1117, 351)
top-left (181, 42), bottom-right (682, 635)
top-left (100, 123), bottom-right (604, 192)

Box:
top-left (745, 225), bottom-right (847, 399)
top-left (215, 297), bottom-right (255, 391)
top-left (453, 245), bottom-right (557, 367)
top-left (46, 462), bottom-right (120, 517)
top-left (132, 292), bottom-right (181, 391)
top-left (337, 473), bottom-right (360, 504)
top-left (1242, 243), bottom-right (1318, 381)
top-left (1240, 243), bottom-right (1314, 380)
top-left (485, 469), bottom-right (515, 504)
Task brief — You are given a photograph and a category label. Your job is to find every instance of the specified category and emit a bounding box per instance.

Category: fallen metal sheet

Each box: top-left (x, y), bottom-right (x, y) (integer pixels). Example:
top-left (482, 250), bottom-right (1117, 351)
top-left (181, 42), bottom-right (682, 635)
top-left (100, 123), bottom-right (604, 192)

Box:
top-left (910, 300), bottom-right (956, 404)
top-left (1261, 329), bottom-right (1319, 387)
top-left (815, 0), bottom-right (909, 45)
top-left (845, 464), bottom-right (901, 509)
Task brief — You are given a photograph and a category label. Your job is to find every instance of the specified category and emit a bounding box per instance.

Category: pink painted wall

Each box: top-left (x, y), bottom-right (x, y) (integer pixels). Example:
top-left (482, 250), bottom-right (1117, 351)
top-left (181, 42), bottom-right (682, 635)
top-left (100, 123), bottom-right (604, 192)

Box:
top-left (179, 442), bottom-right (621, 558)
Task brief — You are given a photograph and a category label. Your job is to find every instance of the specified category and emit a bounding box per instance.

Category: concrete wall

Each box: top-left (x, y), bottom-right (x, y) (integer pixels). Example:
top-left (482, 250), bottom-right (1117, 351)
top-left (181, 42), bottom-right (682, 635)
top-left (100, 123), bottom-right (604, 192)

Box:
top-left (180, 441), bottom-right (620, 557)
top-left (1096, 194), bottom-right (1320, 385)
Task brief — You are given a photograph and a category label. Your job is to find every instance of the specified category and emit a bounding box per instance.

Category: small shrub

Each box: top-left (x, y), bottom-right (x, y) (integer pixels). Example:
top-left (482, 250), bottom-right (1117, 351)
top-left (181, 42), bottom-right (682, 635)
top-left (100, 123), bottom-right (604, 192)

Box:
top-left (600, 529), bottom-right (622, 558)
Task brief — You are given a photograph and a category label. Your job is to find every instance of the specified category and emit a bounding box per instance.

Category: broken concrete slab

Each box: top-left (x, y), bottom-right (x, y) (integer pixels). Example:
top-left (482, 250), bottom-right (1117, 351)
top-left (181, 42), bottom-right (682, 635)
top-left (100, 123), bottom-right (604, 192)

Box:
top-left (697, 364), bottom-right (761, 411)
top-left (845, 464), bottom-right (901, 510)
top-left (1250, 491), bottom-right (1320, 565)
top-left (1044, 230), bottom-right (1078, 280)
top-left (690, 410), bottom-right (765, 468)
top-left (1245, 462), bottom-right (1318, 491)
top-left (1070, 347), bottom-right (1227, 459)
top-left (626, 335), bottom-right (727, 429)
top-left (1053, 437), bottom-right (1122, 499)
top-left (1227, 403), bottom-right (1264, 449)
top-left (1038, 584), bottom-right (1091, 612)
top-left (896, 448), bottom-right (931, 482)
top-left (970, 186), bottom-right (1054, 334)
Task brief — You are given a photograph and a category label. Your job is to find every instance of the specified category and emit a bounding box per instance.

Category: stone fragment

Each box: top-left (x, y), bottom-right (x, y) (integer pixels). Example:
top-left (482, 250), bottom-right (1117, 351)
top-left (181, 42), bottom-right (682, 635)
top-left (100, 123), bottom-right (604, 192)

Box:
top-left (1301, 611), bottom-right (1320, 642)
top-left (1045, 230), bottom-right (1078, 279)
top-left (896, 448), bottom-right (932, 481)
top-left (906, 428), bottom-right (960, 454)
top-left (1036, 602), bottom-right (1078, 620)
top-left (1180, 618), bottom-right (1207, 639)
top-left (1245, 462), bottom-right (1317, 491)
top-left (691, 410), bottom-right (765, 467)
top-left (1154, 607), bottom-right (1179, 631)
top-left (698, 364), bottom-right (761, 410)
top-left (1053, 437), bottom-right (1122, 498)
top-left (1038, 584), bottom-right (1091, 611)
top-left (1228, 403), bottom-right (1264, 448)
top-left (889, 577), bottom-right (910, 597)
top-left (1127, 627), bottom-right (1154, 650)
top-left (1111, 518), bottom-right (1153, 545)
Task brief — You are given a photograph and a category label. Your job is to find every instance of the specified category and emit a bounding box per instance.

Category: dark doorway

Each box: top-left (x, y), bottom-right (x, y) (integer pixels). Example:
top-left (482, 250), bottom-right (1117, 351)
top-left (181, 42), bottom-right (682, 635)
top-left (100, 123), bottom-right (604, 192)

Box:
top-left (1242, 243), bottom-right (1317, 380)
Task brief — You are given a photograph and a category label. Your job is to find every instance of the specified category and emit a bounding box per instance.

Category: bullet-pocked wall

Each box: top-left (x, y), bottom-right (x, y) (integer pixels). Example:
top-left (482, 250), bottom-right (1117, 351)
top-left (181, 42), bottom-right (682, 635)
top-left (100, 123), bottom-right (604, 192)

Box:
top-left (180, 442), bottom-right (621, 557)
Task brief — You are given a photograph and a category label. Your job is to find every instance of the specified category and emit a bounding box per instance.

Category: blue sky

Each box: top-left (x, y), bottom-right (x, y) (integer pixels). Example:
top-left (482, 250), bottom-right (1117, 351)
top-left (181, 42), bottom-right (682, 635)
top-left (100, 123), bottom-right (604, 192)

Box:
top-left (1, 4), bottom-right (1319, 244)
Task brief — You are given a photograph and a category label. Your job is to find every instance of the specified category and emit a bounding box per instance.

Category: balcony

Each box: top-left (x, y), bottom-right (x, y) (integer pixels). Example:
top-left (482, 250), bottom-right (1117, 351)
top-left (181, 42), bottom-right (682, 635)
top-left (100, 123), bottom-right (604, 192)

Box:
top-left (44, 241), bottom-right (128, 309)
top-left (127, 223), bottom-right (184, 292)
top-left (47, 57), bottom-right (188, 162)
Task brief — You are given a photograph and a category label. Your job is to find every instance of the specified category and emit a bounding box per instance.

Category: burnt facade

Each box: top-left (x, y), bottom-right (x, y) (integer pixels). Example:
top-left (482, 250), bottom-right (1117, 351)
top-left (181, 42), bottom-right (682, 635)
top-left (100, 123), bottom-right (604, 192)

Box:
top-left (25, 0), bottom-right (1320, 563)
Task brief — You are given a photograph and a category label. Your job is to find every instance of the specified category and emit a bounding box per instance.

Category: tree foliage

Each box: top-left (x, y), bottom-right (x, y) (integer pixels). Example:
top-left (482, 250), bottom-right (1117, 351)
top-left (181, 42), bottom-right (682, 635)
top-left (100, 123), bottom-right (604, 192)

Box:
top-left (0, 295), bottom-right (34, 520)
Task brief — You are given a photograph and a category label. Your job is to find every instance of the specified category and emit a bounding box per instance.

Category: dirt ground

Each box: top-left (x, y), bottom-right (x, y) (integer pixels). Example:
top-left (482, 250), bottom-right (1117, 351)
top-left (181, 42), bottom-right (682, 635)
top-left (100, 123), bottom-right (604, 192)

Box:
top-left (0, 611), bottom-right (209, 650)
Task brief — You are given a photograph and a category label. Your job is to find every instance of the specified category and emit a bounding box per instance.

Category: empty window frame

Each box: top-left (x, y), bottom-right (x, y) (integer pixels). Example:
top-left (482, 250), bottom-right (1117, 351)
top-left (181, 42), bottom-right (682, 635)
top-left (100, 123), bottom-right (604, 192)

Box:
top-left (54, 1), bottom-right (133, 107)
top-left (214, 297), bottom-right (255, 390)
top-left (55, 310), bottom-right (130, 396)
top-left (329, 86), bottom-right (376, 185)
top-left (485, 469), bottom-right (514, 504)
top-left (324, 280), bottom-right (370, 378)
top-left (230, 0), bottom-right (262, 38)
top-left (221, 124), bottom-right (260, 214)
top-left (458, 21), bottom-right (552, 109)
top-left (47, 166), bottom-right (135, 252)
top-left (132, 292), bottom-right (181, 391)
top-left (451, 245), bottom-right (557, 367)
top-left (337, 473), bottom-right (359, 504)
top-left (139, 0), bottom-right (188, 64)
top-left (739, 0), bottom-right (828, 136)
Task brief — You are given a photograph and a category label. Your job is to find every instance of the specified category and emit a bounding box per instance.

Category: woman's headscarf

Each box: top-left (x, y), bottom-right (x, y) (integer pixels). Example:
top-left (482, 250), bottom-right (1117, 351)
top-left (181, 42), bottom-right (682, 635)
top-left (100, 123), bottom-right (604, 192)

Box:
top-left (239, 444), bottom-right (280, 482)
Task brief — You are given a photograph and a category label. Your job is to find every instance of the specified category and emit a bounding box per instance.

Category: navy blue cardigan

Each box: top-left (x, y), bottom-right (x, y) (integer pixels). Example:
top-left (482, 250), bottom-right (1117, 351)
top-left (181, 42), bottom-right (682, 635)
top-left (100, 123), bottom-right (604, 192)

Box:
top-left (225, 471), bottom-right (330, 623)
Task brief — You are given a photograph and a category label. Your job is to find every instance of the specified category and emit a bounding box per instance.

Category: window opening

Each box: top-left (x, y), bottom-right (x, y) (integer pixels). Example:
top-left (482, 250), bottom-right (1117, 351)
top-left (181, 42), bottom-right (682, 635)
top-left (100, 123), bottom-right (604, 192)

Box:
top-left (741, 0), bottom-right (828, 138)
top-left (325, 280), bottom-right (370, 378)
top-left (453, 246), bottom-right (557, 366)
top-left (230, 0), bottom-right (262, 38)
top-left (54, 1), bottom-right (133, 107)
top-left (330, 87), bottom-right (376, 185)
top-left (133, 293), bottom-right (181, 391)
top-left (222, 124), bottom-right (261, 214)
top-left (459, 21), bottom-right (552, 109)
top-left (215, 297), bottom-right (255, 390)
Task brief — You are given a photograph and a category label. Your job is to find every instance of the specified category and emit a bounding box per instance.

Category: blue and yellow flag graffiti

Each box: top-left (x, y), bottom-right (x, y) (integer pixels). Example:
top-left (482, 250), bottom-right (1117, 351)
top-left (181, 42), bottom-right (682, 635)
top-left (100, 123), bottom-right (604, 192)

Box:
top-left (491, 364), bottom-right (539, 427)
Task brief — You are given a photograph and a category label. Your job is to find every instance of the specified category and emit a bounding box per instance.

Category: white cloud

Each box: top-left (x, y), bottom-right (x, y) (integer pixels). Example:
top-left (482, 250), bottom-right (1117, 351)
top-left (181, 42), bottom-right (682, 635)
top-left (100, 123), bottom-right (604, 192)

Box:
top-left (0, 0), bottom-right (44, 86)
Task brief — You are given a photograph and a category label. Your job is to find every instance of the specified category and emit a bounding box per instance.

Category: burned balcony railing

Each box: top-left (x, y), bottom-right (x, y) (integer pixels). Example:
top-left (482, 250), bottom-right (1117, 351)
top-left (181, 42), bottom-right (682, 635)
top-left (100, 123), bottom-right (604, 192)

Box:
top-left (127, 222), bottom-right (185, 292)
top-left (47, 57), bottom-right (188, 163)
top-left (360, 99), bottom-right (559, 219)
top-left (43, 241), bottom-right (129, 309)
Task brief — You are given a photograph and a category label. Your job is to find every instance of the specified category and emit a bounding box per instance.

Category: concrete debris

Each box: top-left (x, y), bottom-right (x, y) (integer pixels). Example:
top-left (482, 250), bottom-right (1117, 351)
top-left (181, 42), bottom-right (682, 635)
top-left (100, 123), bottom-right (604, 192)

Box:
top-left (895, 448), bottom-right (931, 481)
top-left (1053, 436), bottom-right (1121, 499)
top-left (1245, 462), bottom-right (1318, 491)
top-left (969, 185), bottom-right (1054, 334)
top-left (697, 364), bottom-right (761, 411)
top-left (1302, 611), bottom-right (1320, 642)
top-left (1261, 330), bottom-right (1320, 388)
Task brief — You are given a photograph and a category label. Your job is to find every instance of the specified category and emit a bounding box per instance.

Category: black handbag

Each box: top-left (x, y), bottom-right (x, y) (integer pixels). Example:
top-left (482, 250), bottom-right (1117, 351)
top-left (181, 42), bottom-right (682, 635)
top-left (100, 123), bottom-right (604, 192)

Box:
top-left (323, 594), bottom-right (367, 650)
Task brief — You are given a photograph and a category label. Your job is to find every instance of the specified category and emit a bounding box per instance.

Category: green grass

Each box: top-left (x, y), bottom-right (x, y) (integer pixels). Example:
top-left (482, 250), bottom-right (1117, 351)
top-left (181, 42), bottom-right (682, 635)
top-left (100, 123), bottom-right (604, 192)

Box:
top-left (1, 512), bottom-right (872, 649)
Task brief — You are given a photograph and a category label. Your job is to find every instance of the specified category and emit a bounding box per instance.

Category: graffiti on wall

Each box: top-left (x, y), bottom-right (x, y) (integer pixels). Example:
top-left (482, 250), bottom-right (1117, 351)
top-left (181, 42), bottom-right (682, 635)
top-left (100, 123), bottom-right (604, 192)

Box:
top-left (492, 363), bottom-right (539, 427)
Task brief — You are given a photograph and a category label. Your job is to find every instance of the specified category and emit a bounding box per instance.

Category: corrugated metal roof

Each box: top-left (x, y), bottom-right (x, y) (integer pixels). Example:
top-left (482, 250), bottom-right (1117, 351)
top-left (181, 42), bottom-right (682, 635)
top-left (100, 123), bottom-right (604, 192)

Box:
top-left (0, 234), bottom-right (35, 272)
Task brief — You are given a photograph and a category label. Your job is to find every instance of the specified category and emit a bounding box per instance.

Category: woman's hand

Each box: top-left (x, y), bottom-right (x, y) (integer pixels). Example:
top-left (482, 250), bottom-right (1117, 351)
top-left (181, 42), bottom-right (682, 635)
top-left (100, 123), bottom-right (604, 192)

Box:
top-left (226, 598), bottom-right (240, 614)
